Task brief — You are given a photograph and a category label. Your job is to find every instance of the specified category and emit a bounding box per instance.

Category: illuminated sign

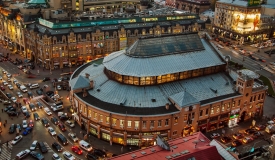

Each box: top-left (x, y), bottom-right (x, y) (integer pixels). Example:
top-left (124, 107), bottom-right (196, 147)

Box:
top-left (38, 18), bottom-right (54, 28)
top-left (232, 13), bottom-right (261, 32)
top-left (247, 0), bottom-right (260, 6)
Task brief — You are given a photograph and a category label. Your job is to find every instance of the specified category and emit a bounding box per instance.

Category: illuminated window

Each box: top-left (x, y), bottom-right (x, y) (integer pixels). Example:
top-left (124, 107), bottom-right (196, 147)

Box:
top-left (99, 115), bottom-right (103, 122)
top-left (134, 121), bottom-right (139, 128)
top-left (184, 114), bottom-right (187, 121)
top-left (150, 121), bottom-right (154, 128)
top-left (165, 119), bottom-right (169, 126)
top-left (211, 107), bottom-right (214, 114)
top-left (174, 117), bottom-right (178, 123)
top-left (94, 112), bottom-right (97, 119)
top-left (158, 120), bottom-right (161, 127)
top-left (142, 121), bottom-right (146, 128)
top-left (216, 106), bottom-right (220, 113)
top-left (112, 118), bottom-right (116, 125)
top-left (222, 104), bottom-right (224, 112)
top-left (127, 121), bottom-right (132, 127)
top-left (119, 120), bottom-right (124, 126)
top-left (106, 117), bottom-right (110, 124)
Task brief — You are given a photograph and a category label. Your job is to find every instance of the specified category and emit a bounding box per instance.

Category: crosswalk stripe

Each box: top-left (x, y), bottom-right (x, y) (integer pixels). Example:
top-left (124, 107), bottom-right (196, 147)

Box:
top-left (0, 142), bottom-right (12, 160)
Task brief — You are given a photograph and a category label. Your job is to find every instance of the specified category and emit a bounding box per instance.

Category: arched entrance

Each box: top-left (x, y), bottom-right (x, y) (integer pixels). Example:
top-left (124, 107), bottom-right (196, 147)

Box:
top-left (240, 111), bottom-right (246, 122)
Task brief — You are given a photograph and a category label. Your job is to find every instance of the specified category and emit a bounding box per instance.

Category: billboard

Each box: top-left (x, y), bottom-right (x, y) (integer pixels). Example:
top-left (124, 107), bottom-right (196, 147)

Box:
top-left (232, 13), bottom-right (261, 32)
top-left (247, 0), bottom-right (261, 6)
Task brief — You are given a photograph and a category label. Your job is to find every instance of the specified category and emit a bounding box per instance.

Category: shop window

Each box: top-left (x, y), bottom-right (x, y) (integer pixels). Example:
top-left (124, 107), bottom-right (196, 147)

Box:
top-left (172, 131), bottom-right (177, 136)
top-left (211, 107), bottom-right (214, 114)
top-left (165, 119), bottom-right (169, 126)
top-left (174, 117), bottom-right (178, 123)
top-left (99, 115), bottom-right (103, 122)
top-left (127, 121), bottom-right (132, 128)
top-left (206, 108), bottom-right (209, 115)
top-left (142, 121), bottom-right (146, 128)
top-left (120, 120), bottom-right (124, 126)
top-left (158, 120), bottom-right (162, 127)
top-left (150, 121), bottom-right (154, 128)
top-left (199, 110), bottom-right (203, 117)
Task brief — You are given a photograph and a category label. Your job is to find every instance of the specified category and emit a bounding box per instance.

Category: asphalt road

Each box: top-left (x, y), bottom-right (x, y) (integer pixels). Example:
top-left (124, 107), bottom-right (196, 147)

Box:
top-left (0, 60), bottom-right (87, 160)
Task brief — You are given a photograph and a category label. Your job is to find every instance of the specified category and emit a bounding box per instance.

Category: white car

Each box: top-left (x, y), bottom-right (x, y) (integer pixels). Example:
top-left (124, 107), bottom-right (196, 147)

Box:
top-left (11, 135), bottom-right (23, 145)
top-left (68, 133), bottom-right (78, 142)
top-left (270, 62), bottom-right (275, 65)
top-left (48, 127), bottom-right (56, 136)
top-left (3, 80), bottom-right (8, 85)
top-left (13, 79), bottom-right (18, 84)
top-left (44, 107), bottom-right (52, 116)
top-left (23, 68), bottom-right (28, 73)
top-left (52, 153), bottom-right (62, 160)
top-left (63, 151), bottom-right (75, 160)
top-left (0, 76), bottom-right (2, 80)
top-left (7, 73), bottom-right (12, 78)
top-left (8, 84), bottom-right (13, 90)
top-left (16, 149), bottom-right (30, 159)
top-left (65, 120), bottom-right (75, 128)
top-left (21, 106), bottom-right (28, 113)
top-left (22, 120), bottom-right (28, 128)
top-left (7, 78), bottom-right (11, 82)
top-left (11, 97), bottom-right (17, 103)
top-left (17, 92), bottom-right (23, 98)
top-left (2, 70), bottom-right (6, 74)
top-left (57, 85), bottom-right (62, 90)
top-left (30, 140), bottom-right (38, 151)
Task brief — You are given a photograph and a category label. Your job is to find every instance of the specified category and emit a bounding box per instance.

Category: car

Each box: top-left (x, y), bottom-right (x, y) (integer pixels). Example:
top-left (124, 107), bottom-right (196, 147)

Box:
top-left (11, 96), bottom-right (17, 103)
top-left (57, 85), bottom-right (62, 90)
top-left (7, 84), bottom-right (13, 90)
top-left (41, 118), bottom-right (50, 127)
top-left (233, 133), bottom-right (243, 140)
top-left (28, 91), bottom-right (34, 98)
top-left (0, 76), bottom-right (2, 80)
top-left (42, 77), bottom-right (51, 82)
top-left (259, 58), bottom-right (266, 62)
top-left (29, 103), bottom-right (37, 111)
top-left (36, 101), bottom-right (43, 109)
top-left (23, 98), bottom-right (30, 104)
top-left (44, 107), bottom-right (52, 115)
top-left (7, 111), bottom-right (19, 116)
top-left (58, 123), bottom-right (66, 132)
top-left (3, 100), bottom-right (12, 105)
top-left (4, 105), bottom-right (14, 112)
top-left (16, 149), bottom-right (30, 160)
top-left (52, 142), bottom-right (63, 152)
top-left (270, 62), bottom-right (275, 65)
top-left (22, 127), bottom-right (33, 135)
top-left (0, 85), bottom-right (5, 91)
top-left (210, 133), bottom-right (220, 139)
top-left (52, 153), bottom-right (62, 160)
top-left (38, 142), bottom-right (48, 153)
top-left (9, 124), bottom-right (15, 133)
top-left (30, 140), bottom-right (38, 151)
top-left (244, 129), bottom-right (256, 135)
top-left (11, 135), bottom-right (23, 145)
top-left (33, 112), bottom-right (40, 120)
top-left (85, 153), bottom-right (98, 160)
top-left (21, 106), bottom-right (28, 113)
top-left (63, 151), bottom-right (76, 160)
top-left (6, 92), bottom-right (12, 99)
top-left (13, 79), bottom-right (18, 84)
top-left (68, 133), bottom-right (79, 142)
top-left (251, 131), bottom-right (263, 139)
top-left (231, 140), bottom-right (242, 146)
top-left (30, 151), bottom-right (45, 160)
top-left (23, 111), bottom-right (31, 118)
top-left (46, 91), bottom-right (54, 97)
top-left (36, 89), bottom-right (43, 95)
top-left (93, 148), bottom-right (107, 157)
top-left (71, 146), bottom-right (82, 155)
top-left (7, 78), bottom-right (11, 82)
top-left (255, 124), bottom-right (266, 131)
top-left (29, 120), bottom-right (34, 127)
top-left (16, 82), bottom-right (21, 88)
top-left (51, 117), bottom-right (59, 125)
top-left (242, 137), bottom-right (253, 144)
top-left (17, 91), bottom-right (23, 98)
top-left (16, 124), bottom-right (22, 131)
top-left (2, 80), bottom-right (8, 85)
top-left (65, 120), bottom-right (75, 128)
top-left (22, 120), bottom-right (28, 128)
top-left (48, 127), bottom-right (57, 136)
top-left (7, 73), bottom-right (12, 78)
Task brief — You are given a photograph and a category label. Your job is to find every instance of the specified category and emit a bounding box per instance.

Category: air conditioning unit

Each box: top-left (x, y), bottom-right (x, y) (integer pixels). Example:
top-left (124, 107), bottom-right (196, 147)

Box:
top-left (135, 127), bottom-right (138, 130)
top-left (120, 125), bottom-right (124, 129)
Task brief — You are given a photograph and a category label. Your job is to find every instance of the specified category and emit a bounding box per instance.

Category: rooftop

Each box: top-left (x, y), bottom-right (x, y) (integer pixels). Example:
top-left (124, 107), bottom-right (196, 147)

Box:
top-left (109, 132), bottom-right (222, 160)
top-left (217, 0), bottom-right (261, 7)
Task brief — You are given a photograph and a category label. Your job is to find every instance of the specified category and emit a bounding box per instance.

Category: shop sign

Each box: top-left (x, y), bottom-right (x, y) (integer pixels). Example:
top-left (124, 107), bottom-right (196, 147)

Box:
top-left (230, 114), bottom-right (239, 119)
top-left (248, 0), bottom-right (260, 6)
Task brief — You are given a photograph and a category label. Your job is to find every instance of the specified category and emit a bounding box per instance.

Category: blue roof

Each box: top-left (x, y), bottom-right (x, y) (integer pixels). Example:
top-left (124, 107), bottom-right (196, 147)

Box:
top-left (28, 0), bottom-right (46, 4)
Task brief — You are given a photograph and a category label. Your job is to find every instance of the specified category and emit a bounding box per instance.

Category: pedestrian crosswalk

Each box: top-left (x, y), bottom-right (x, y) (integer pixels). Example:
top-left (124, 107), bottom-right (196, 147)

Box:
top-left (0, 142), bottom-right (12, 160)
top-left (44, 142), bottom-right (54, 153)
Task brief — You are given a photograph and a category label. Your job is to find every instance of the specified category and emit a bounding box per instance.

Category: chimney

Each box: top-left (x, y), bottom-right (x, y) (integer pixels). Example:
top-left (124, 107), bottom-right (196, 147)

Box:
top-left (165, 103), bottom-right (169, 110)
top-left (85, 73), bottom-right (90, 78)
top-left (90, 80), bottom-right (94, 89)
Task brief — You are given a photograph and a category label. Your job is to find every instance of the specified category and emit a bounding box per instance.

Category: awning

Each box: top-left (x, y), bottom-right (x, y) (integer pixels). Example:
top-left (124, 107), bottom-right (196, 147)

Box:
top-left (100, 128), bottom-right (110, 133)
top-left (113, 132), bottom-right (124, 136)
top-left (38, 59), bottom-right (42, 62)
top-left (54, 62), bottom-right (59, 65)
top-left (44, 61), bottom-right (47, 64)
top-left (63, 61), bottom-right (69, 64)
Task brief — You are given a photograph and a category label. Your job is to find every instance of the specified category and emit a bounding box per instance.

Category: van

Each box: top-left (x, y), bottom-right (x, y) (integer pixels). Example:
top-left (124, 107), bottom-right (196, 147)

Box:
top-left (79, 140), bottom-right (93, 152)
top-left (30, 83), bottom-right (39, 89)
top-left (16, 149), bottom-right (30, 159)
top-left (20, 85), bottom-right (27, 93)
top-left (53, 105), bottom-right (63, 111)
top-left (57, 134), bottom-right (68, 145)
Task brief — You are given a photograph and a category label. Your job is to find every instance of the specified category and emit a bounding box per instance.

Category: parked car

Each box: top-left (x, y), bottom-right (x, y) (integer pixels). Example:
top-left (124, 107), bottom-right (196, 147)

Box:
top-left (36, 101), bottom-right (43, 109)
top-left (38, 142), bottom-right (48, 153)
top-left (9, 124), bottom-right (15, 133)
top-left (51, 117), bottom-right (59, 125)
top-left (255, 124), bottom-right (266, 131)
top-left (210, 133), bottom-right (220, 139)
top-left (65, 120), bottom-right (75, 128)
top-left (22, 120), bottom-right (28, 128)
top-left (7, 84), bottom-right (13, 90)
top-left (244, 129), bottom-right (256, 135)
top-left (41, 118), bottom-right (50, 127)
top-left (28, 91), bottom-right (34, 98)
top-left (251, 132), bottom-right (263, 139)
top-left (242, 137), bottom-right (253, 144)
top-left (7, 111), bottom-right (19, 116)
top-left (16, 124), bottom-right (22, 131)
top-left (33, 112), bottom-right (40, 120)
top-left (11, 135), bottom-right (23, 145)
top-left (233, 133), bottom-right (243, 140)
top-left (29, 103), bottom-right (37, 111)
top-left (63, 151), bottom-right (75, 160)
top-left (58, 123), bottom-right (66, 132)
top-left (48, 127), bottom-right (57, 136)
top-left (17, 92), bottom-right (23, 98)
top-left (22, 127), bottom-right (33, 135)
top-left (232, 140), bottom-right (242, 146)
top-left (52, 142), bottom-right (63, 152)
top-left (44, 107), bottom-right (52, 116)
top-left (23, 98), bottom-right (30, 104)
top-left (11, 96), bottom-right (17, 103)
top-left (30, 140), bottom-right (38, 151)
top-left (16, 149), bottom-right (30, 160)
top-left (42, 77), bottom-right (51, 82)
top-left (68, 133), bottom-right (78, 142)
top-left (93, 148), bottom-right (107, 157)
top-left (0, 85), bottom-right (5, 91)
top-left (71, 146), bottom-right (82, 155)
top-left (28, 120), bottom-right (34, 128)
top-left (36, 89), bottom-right (43, 95)
top-left (85, 153), bottom-right (98, 160)
top-left (52, 153), bottom-right (62, 160)
top-left (30, 151), bottom-right (45, 160)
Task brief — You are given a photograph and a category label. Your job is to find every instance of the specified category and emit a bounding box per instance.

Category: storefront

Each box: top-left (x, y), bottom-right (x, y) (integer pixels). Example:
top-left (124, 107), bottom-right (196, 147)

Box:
top-left (53, 61), bottom-right (59, 69)
top-left (208, 116), bottom-right (218, 131)
top-left (141, 135), bottom-right (154, 147)
top-left (89, 123), bottom-right (98, 136)
top-left (228, 108), bottom-right (240, 128)
top-left (101, 128), bottom-right (110, 141)
top-left (197, 119), bottom-right (208, 133)
top-left (112, 132), bottom-right (124, 145)
top-left (127, 136), bottom-right (139, 146)
top-left (218, 113), bottom-right (229, 128)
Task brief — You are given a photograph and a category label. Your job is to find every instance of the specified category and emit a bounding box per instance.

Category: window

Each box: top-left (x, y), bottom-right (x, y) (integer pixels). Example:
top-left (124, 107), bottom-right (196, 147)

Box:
top-left (142, 121), bottom-right (146, 128)
top-left (250, 96), bottom-right (253, 102)
top-left (158, 120), bottom-right (162, 127)
top-left (258, 94), bottom-right (261, 100)
top-left (172, 131), bottom-right (177, 136)
top-left (206, 108), bottom-right (209, 115)
top-left (216, 106), bottom-right (220, 113)
top-left (127, 121), bottom-right (132, 128)
top-left (165, 119), bottom-right (169, 126)
top-left (94, 112), bottom-right (97, 119)
top-left (238, 100), bottom-right (241, 106)
top-left (134, 121), bottom-right (139, 128)
top-left (211, 107), bottom-right (214, 114)
top-left (262, 93), bottom-right (264, 99)
top-left (184, 114), bottom-right (187, 121)
top-left (106, 117), bottom-right (110, 124)
top-left (174, 117), bottom-right (178, 123)
top-left (112, 118), bottom-right (116, 125)
top-left (99, 115), bottom-right (103, 122)
top-left (150, 121), bottom-right (154, 128)
top-left (120, 120), bottom-right (124, 126)
top-left (222, 104), bottom-right (224, 112)
top-left (199, 110), bottom-right (203, 117)
top-left (232, 101), bottom-right (235, 107)
top-left (192, 112), bottom-right (195, 119)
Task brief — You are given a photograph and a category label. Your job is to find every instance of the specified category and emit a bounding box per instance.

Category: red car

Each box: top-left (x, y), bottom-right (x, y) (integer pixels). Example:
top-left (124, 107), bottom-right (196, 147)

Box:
top-left (71, 146), bottom-right (82, 155)
top-left (23, 98), bottom-right (30, 104)
top-left (28, 120), bottom-right (34, 127)
top-left (58, 123), bottom-right (66, 132)
top-left (0, 85), bottom-right (5, 91)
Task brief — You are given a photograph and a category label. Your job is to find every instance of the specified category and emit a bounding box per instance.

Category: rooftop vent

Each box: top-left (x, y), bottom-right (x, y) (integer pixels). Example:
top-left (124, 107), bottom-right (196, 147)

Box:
top-left (181, 150), bottom-right (190, 154)
top-left (172, 146), bottom-right (178, 149)
top-left (166, 156), bottom-right (172, 159)
top-left (141, 151), bottom-right (146, 155)
top-left (96, 88), bottom-right (100, 92)
top-left (200, 139), bottom-right (205, 142)
top-left (151, 99), bottom-right (156, 102)
top-left (183, 138), bottom-right (189, 142)
top-left (131, 154), bottom-right (137, 158)
top-left (93, 63), bottom-right (98, 67)
top-left (210, 88), bottom-right (217, 93)
top-left (151, 148), bottom-right (156, 152)
top-left (165, 103), bottom-right (170, 110)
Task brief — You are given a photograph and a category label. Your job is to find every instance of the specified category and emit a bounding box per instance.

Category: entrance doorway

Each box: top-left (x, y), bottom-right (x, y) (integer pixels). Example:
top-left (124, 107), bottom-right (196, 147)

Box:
top-left (240, 111), bottom-right (246, 122)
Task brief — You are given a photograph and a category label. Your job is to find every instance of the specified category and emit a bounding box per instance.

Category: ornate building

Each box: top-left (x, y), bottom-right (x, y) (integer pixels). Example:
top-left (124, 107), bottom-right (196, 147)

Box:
top-left (175, 0), bottom-right (211, 14)
top-left (69, 33), bottom-right (267, 147)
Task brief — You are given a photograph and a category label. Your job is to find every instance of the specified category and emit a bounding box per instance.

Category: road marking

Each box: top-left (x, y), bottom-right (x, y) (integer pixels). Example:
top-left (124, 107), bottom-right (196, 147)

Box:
top-left (44, 142), bottom-right (54, 153)
top-left (0, 142), bottom-right (12, 160)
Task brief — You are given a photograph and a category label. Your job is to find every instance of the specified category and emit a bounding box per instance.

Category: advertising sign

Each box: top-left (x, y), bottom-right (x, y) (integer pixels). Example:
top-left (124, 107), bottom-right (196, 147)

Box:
top-left (120, 37), bottom-right (127, 50)
top-left (248, 0), bottom-right (261, 6)
top-left (232, 13), bottom-right (261, 31)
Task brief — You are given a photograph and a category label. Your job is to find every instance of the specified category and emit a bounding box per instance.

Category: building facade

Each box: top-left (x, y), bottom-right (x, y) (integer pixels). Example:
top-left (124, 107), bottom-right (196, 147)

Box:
top-left (69, 33), bottom-right (267, 147)
top-left (213, 0), bottom-right (274, 43)
top-left (175, 0), bottom-right (211, 14)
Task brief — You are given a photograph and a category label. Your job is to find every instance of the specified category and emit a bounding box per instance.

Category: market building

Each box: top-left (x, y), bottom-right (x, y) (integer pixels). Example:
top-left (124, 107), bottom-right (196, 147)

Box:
top-left (213, 0), bottom-right (275, 44)
top-left (69, 32), bottom-right (267, 147)
top-left (175, 0), bottom-right (211, 14)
